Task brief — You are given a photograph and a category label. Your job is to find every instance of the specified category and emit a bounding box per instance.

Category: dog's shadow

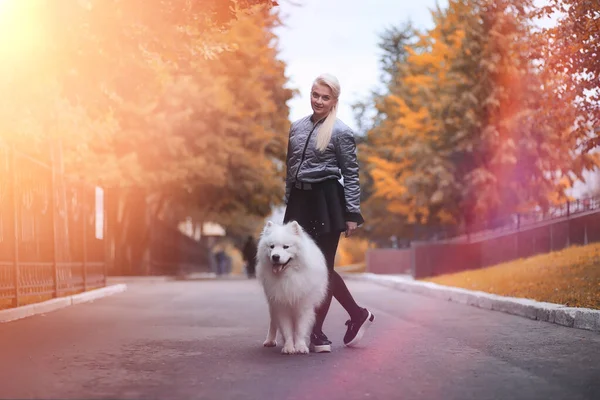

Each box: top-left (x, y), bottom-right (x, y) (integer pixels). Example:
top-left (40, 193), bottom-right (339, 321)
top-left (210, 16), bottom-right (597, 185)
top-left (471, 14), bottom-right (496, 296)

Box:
top-left (242, 342), bottom-right (369, 365)
top-left (244, 344), bottom-right (316, 362)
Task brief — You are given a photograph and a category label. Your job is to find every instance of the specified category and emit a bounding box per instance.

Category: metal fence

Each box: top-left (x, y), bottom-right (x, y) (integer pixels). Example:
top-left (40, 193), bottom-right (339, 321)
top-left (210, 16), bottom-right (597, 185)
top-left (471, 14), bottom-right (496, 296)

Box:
top-left (0, 145), bottom-right (106, 308)
top-left (425, 195), bottom-right (600, 244)
top-left (368, 195), bottom-right (600, 278)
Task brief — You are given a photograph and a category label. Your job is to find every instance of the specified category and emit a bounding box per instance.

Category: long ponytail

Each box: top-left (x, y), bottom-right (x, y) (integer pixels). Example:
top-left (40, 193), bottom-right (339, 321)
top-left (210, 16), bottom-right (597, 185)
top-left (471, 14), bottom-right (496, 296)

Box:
top-left (313, 74), bottom-right (341, 152)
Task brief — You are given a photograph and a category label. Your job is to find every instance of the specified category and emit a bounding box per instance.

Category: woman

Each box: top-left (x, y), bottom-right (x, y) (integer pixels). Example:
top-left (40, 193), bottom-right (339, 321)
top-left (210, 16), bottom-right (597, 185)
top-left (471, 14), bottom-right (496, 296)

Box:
top-left (283, 73), bottom-right (374, 353)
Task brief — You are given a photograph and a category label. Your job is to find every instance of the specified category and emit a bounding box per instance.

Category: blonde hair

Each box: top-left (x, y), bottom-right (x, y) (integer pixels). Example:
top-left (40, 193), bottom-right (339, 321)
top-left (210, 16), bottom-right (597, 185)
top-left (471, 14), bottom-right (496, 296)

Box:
top-left (313, 73), bottom-right (340, 152)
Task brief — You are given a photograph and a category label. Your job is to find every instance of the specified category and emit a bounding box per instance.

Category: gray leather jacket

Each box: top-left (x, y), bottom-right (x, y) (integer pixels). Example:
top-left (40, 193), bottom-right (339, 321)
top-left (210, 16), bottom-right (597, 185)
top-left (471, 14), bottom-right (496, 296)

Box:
top-left (285, 116), bottom-right (362, 218)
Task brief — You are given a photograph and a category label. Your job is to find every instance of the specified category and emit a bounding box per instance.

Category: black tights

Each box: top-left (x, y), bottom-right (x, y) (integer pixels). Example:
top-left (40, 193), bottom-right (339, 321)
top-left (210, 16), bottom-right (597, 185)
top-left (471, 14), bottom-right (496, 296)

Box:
top-left (312, 232), bottom-right (363, 335)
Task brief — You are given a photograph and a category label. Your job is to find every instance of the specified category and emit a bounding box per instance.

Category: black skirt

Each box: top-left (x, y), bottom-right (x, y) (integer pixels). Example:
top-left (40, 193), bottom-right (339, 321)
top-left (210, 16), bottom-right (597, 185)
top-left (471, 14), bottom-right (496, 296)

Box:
top-left (284, 179), bottom-right (364, 238)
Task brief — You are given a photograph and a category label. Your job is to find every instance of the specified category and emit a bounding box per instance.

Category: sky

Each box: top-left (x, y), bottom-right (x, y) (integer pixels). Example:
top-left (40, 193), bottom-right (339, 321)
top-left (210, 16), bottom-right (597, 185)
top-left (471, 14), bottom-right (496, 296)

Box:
top-left (273, 0), bottom-right (447, 133)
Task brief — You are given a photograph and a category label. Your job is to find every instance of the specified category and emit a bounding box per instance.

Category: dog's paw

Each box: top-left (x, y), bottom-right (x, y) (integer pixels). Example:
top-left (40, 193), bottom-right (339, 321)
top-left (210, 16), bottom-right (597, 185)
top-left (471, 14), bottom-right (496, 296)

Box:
top-left (281, 344), bottom-right (295, 354)
top-left (294, 343), bottom-right (309, 354)
top-left (263, 339), bottom-right (277, 347)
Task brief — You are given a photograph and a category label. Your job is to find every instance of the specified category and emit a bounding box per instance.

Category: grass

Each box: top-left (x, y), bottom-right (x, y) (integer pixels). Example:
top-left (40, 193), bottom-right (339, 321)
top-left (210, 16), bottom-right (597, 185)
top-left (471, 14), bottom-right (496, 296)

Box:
top-left (423, 242), bottom-right (600, 310)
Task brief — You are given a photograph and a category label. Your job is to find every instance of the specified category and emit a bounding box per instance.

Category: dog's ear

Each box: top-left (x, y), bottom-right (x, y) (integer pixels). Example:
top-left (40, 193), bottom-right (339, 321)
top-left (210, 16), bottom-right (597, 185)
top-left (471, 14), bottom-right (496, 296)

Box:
top-left (290, 221), bottom-right (303, 236)
top-left (262, 221), bottom-right (274, 233)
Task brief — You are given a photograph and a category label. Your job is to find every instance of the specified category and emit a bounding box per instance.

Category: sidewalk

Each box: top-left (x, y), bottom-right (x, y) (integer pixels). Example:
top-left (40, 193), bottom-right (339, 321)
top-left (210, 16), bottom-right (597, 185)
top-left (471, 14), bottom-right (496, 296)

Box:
top-left (0, 284), bottom-right (127, 324)
top-left (343, 272), bottom-right (600, 332)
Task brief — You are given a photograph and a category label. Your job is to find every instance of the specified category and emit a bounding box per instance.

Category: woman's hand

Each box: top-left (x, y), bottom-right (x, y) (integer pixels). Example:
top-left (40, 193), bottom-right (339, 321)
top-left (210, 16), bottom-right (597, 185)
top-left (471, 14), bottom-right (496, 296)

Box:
top-left (345, 221), bottom-right (358, 237)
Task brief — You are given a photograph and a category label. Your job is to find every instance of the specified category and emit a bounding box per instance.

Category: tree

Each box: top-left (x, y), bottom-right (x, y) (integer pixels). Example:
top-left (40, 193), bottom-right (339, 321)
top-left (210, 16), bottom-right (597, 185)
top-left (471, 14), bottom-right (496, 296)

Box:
top-left (352, 22), bottom-right (419, 242)
top-left (93, 4), bottom-right (293, 273)
top-left (533, 0), bottom-right (600, 153)
top-left (0, 0), bottom-right (290, 273)
top-left (0, 0), bottom-right (280, 156)
top-left (360, 0), bottom-right (596, 242)
top-left (364, 2), bottom-right (469, 236)
top-left (456, 0), bottom-right (597, 224)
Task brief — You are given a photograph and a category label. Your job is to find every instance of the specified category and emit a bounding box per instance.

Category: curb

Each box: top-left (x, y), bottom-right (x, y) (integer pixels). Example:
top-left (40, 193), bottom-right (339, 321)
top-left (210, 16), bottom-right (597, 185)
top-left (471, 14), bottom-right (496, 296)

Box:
top-left (345, 273), bottom-right (600, 332)
top-left (0, 284), bottom-right (128, 324)
top-left (107, 276), bottom-right (175, 284)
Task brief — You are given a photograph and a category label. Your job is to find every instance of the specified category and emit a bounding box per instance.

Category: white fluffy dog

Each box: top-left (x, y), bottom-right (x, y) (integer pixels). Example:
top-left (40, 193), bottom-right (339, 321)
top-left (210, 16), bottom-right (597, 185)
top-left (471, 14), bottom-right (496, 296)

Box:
top-left (256, 221), bottom-right (328, 354)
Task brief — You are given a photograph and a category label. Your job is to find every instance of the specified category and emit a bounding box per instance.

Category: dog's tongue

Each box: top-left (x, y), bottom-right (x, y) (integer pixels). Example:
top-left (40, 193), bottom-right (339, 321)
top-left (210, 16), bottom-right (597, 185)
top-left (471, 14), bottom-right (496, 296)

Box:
top-left (272, 264), bottom-right (284, 274)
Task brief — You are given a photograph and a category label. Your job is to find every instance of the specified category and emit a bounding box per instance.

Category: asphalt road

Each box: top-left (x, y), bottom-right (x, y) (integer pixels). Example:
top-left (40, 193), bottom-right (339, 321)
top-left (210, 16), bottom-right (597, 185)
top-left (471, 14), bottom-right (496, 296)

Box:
top-left (0, 278), bottom-right (599, 400)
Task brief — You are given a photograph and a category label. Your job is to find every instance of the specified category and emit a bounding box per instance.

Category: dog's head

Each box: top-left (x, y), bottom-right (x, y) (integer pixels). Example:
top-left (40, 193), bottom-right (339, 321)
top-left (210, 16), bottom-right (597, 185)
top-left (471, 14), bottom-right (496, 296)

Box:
top-left (259, 221), bottom-right (304, 275)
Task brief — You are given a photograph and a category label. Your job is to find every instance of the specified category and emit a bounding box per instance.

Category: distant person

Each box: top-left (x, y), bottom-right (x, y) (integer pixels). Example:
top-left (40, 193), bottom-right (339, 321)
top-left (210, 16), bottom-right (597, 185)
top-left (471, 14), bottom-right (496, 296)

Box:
top-left (242, 235), bottom-right (257, 278)
top-left (213, 243), bottom-right (228, 276)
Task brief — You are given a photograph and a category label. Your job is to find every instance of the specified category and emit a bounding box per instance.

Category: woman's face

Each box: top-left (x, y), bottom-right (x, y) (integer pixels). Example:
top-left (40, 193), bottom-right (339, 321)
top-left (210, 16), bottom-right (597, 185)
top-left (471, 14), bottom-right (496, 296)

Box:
top-left (310, 82), bottom-right (336, 121)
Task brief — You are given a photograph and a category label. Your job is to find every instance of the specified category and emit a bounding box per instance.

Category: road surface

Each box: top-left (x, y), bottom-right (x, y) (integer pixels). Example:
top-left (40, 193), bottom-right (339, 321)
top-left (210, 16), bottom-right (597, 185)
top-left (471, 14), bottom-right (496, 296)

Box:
top-left (0, 278), bottom-right (598, 400)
